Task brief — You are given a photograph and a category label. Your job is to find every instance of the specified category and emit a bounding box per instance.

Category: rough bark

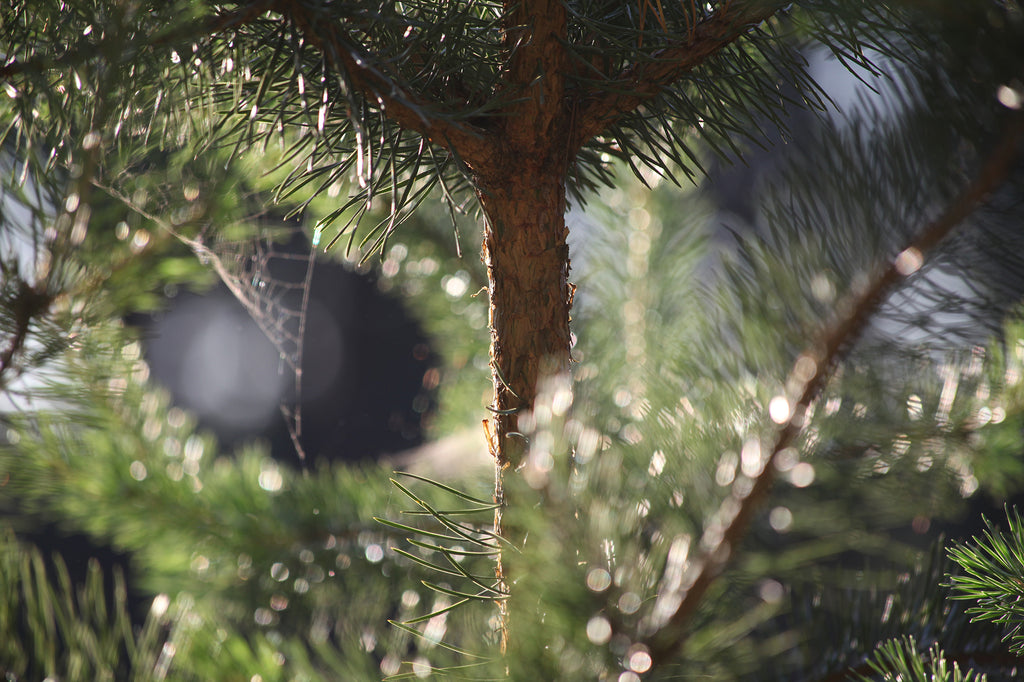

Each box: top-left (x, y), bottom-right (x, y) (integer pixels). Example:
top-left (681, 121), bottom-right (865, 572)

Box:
top-left (474, 142), bottom-right (573, 655)
top-left (477, 165), bottom-right (572, 471)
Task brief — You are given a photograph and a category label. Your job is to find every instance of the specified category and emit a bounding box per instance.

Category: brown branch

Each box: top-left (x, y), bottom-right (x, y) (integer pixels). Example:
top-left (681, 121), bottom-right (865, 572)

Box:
top-left (0, 280), bottom-right (53, 387)
top-left (643, 113), bottom-right (1024, 666)
top-left (571, 1), bottom-right (782, 152)
top-left (275, 0), bottom-right (496, 169)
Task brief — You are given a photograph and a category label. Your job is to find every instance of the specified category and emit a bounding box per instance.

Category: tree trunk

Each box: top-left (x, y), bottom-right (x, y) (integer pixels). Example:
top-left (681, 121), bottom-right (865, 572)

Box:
top-left (478, 165), bottom-right (572, 470)
top-left (477, 0), bottom-right (571, 468)
top-left (473, 0), bottom-right (572, 653)
top-left (475, 156), bottom-right (572, 651)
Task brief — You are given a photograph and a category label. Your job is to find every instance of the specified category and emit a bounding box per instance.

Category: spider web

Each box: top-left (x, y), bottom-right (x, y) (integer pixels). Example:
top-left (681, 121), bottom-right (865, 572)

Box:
top-left (183, 223), bottom-right (317, 463)
top-left (95, 182), bottom-right (320, 462)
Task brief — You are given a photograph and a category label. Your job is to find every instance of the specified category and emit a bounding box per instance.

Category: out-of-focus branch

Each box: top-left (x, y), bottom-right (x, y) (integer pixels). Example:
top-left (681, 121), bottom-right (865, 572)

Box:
top-left (643, 112), bottom-right (1024, 666)
top-left (0, 280), bottom-right (53, 387)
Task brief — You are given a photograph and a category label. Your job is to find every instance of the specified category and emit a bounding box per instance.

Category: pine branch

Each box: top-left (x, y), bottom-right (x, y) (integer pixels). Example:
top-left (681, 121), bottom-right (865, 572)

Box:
top-left (274, 0), bottom-right (495, 167)
top-left (3, 1), bottom-right (495, 162)
top-left (0, 1), bottom-right (275, 81)
top-left (643, 111), bottom-right (1024, 666)
top-left (571, 0), bottom-right (783, 150)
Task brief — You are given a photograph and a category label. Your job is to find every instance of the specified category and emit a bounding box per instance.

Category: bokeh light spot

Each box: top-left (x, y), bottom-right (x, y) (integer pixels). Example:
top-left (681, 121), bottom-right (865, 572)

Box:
top-left (586, 616), bottom-right (612, 645)
top-left (365, 544), bottom-right (384, 563)
top-left (789, 462), bottom-right (815, 488)
top-left (769, 396), bottom-right (791, 424)
top-left (586, 567), bottom-right (612, 592)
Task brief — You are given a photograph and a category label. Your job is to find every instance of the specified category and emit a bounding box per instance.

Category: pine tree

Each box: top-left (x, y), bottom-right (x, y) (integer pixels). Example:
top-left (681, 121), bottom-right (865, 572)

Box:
top-left (3, 0), bottom-right (1024, 679)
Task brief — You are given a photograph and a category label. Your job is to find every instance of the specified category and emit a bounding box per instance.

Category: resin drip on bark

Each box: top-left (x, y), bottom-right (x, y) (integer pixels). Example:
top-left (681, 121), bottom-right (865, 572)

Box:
top-left (478, 164), bottom-right (572, 472)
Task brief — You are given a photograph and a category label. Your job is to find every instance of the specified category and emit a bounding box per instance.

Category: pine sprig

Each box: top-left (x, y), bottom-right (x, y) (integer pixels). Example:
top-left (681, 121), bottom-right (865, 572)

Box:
top-left (376, 472), bottom-right (506, 678)
top-left (948, 508), bottom-right (1024, 657)
top-left (0, 531), bottom-right (170, 681)
top-left (853, 637), bottom-right (985, 682)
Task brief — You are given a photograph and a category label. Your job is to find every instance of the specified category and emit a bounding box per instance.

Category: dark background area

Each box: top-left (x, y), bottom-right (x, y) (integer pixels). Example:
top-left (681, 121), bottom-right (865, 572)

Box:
top-left (132, 243), bottom-right (437, 469)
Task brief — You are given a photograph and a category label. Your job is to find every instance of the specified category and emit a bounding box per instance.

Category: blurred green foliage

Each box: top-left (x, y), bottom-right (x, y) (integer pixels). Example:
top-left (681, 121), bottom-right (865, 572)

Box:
top-left (3, 1), bottom-right (1024, 680)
